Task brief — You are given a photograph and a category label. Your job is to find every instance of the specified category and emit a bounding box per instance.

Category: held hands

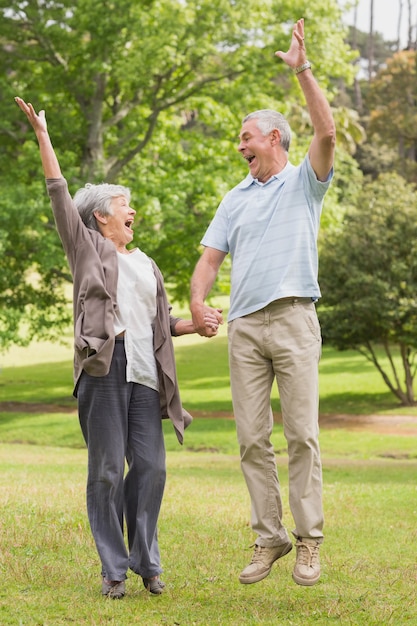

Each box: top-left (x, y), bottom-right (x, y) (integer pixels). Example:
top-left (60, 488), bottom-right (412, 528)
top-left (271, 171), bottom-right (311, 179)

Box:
top-left (193, 305), bottom-right (224, 338)
top-left (15, 97), bottom-right (48, 136)
top-left (275, 18), bottom-right (307, 70)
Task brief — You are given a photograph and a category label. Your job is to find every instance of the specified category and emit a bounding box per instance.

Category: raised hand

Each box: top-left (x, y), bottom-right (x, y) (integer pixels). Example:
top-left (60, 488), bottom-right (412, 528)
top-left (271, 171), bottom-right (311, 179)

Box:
top-left (275, 18), bottom-right (307, 70)
top-left (15, 97), bottom-right (48, 135)
top-left (14, 96), bottom-right (61, 178)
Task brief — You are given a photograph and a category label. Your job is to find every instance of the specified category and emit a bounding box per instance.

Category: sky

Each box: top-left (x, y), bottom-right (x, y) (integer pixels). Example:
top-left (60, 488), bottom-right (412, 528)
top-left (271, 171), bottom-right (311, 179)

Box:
top-left (342, 0), bottom-right (416, 47)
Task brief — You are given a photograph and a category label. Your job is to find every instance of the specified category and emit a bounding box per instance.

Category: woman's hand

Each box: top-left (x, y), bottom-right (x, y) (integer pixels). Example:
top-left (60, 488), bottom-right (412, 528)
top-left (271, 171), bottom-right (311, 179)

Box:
top-left (175, 307), bottom-right (223, 337)
top-left (14, 96), bottom-right (62, 178)
top-left (15, 97), bottom-right (48, 136)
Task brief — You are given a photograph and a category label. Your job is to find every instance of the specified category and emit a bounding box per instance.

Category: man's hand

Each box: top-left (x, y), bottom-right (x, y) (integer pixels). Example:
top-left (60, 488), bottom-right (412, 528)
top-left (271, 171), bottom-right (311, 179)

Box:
top-left (192, 304), bottom-right (223, 338)
top-left (275, 18), bottom-right (307, 70)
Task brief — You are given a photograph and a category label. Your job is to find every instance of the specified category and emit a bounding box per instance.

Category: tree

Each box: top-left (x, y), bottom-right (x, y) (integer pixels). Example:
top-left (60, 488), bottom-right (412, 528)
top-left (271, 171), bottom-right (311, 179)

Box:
top-left (318, 173), bottom-right (417, 406)
top-left (365, 49), bottom-right (417, 182)
top-left (0, 0), bottom-right (355, 348)
top-left (404, 0), bottom-right (417, 50)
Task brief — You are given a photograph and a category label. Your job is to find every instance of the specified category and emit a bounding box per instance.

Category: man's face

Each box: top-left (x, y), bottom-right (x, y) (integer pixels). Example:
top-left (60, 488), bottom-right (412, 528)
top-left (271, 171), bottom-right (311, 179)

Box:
top-left (238, 118), bottom-right (277, 183)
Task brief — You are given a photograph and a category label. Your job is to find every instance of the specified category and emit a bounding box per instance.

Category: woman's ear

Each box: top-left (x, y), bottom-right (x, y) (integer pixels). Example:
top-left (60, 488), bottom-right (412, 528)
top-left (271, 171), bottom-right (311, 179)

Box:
top-left (93, 210), bottom-right (107, 225)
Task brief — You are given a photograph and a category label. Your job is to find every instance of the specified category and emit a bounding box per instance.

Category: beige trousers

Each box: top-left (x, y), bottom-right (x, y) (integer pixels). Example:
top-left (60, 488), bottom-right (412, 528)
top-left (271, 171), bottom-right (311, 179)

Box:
top-left (228, 298), bottom-right (324, 546)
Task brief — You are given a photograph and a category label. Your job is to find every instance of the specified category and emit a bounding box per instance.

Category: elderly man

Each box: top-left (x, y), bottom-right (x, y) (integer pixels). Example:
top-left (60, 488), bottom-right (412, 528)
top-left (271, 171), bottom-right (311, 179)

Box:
top-left (190, 18), bottom-right (335, 587)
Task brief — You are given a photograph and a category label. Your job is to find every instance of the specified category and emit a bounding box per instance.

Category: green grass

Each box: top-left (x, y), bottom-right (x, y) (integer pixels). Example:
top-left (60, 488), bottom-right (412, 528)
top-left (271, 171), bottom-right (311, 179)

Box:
top-left (1, 410), bottom-right (417, 461)
top-left (1, 330), bottom-right (417, 624)
top-left (2, 325), bottom-right (417, 416)
top-left (1, 442), bottom-right (416, 625)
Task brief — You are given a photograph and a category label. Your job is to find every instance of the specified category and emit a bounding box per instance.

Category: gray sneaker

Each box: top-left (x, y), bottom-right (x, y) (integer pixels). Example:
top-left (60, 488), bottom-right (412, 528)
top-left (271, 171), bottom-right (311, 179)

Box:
top-left (101, 578), bottom-right (126, 599)
top-left (239, 541), bottom-right (293, 584)
top-left (292, 538), bottom-right (321, 586)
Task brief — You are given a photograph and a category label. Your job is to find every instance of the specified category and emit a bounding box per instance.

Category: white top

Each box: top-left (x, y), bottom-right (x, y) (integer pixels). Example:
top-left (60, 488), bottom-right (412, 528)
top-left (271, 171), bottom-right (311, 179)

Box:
top-left (201, 157), bottom-right (333, 321)
top-left (114, 248), bottom-right (159, 390)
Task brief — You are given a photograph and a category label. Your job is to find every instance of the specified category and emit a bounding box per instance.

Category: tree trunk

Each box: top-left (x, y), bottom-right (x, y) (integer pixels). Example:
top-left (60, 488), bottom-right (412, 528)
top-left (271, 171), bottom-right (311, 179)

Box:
top-left (358, 342), bottom-right (417, 407)
top-left (353, 0), bottom-right (363, 111)
top-left (406, 0), bottom-right (415, 50)
top-left (400, 343), bottom-right (416, 404)
top-left (80, 73), bottom-right (107, 182)
top-left (397, 0), bottom-right (403, 51)
top-left (368, 0), bottom-right (374, 81)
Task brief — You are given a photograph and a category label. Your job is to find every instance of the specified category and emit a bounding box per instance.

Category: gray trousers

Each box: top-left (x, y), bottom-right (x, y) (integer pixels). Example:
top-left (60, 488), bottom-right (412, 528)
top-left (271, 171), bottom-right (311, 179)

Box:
top-left (77, 339), bottom-right (166, 581)
top-left (228, 298), bottom-right (324, 545)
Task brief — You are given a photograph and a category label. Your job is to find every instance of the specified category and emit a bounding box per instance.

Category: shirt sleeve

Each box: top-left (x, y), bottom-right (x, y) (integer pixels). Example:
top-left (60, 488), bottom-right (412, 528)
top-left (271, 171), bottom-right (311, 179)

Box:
top-left (303, 156), bottom-right (334, 202)
top-left (200, 199), bottom-right (230, 252)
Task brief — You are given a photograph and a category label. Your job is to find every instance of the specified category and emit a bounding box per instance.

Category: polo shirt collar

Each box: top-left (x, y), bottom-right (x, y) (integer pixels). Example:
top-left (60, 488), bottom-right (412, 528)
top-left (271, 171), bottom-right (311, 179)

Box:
top-left (236, 161), bottom-right (293, 189)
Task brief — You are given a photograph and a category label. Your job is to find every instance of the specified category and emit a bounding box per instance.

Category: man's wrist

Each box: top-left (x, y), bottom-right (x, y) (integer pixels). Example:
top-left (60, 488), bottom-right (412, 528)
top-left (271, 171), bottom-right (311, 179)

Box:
top-left (294, 61), bottom-right (311, 75)
top-left (190, 302), bottom-right (204, 316)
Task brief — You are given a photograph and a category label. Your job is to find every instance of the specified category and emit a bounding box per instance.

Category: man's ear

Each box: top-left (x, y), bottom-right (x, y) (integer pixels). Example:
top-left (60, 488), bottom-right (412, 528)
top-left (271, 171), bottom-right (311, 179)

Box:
top-left (270, 129), bottom-right (281, 145)
top-left (93, 210), bottom-right (108, 225)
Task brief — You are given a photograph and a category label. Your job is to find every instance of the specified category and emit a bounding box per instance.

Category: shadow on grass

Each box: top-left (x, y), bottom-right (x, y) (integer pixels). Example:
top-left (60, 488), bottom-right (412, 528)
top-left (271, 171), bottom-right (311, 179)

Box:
top-left (319, 391), bottom-right (403, 415)
top-left (2, 339), bottom-right (415, 417)
top-left (0, 360), bottom-right (74, 405)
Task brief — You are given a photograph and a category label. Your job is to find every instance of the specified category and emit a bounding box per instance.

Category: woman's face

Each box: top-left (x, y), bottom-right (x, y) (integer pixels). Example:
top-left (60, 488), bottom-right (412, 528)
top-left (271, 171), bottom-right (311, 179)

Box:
top-left (95, 195), bottom-right (136, 252)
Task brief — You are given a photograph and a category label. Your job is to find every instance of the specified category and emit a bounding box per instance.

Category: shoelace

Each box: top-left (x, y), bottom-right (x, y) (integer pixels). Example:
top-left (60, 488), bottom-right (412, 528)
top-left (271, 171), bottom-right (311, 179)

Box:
top-left (295, 541), bottom-right (319, 567)
top-left (250, 545), bottom-right (266, 564)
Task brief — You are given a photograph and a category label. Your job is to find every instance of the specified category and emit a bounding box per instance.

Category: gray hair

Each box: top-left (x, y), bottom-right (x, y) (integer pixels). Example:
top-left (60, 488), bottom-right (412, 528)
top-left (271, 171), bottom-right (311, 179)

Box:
top-left (242, 109), bottom-right (291, 152)
top-left (73, 183), bottom-right (131, 231)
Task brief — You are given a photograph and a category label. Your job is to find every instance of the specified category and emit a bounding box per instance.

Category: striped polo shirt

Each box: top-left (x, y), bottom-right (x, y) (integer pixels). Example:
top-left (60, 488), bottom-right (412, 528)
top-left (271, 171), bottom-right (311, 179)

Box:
top-left (201, 156), bottom-right (333, 322)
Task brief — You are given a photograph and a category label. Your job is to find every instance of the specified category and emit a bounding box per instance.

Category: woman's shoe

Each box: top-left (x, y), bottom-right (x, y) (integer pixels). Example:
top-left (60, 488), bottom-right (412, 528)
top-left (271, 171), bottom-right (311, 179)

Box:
top-left (142, 576), bottom-right (166, 595)
top-left (102, 578), bottom-right (126, 599)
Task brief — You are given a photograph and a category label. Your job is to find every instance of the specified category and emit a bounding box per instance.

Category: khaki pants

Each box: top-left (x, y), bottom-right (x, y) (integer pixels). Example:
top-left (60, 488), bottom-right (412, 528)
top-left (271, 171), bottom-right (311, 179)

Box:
top-left (228, 298), bottom-right (324, 546)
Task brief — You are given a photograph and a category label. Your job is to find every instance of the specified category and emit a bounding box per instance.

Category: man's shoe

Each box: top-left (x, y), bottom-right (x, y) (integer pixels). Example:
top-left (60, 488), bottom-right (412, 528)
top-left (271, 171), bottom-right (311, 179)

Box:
top-left (292, 538), bottom-right (321, 586)
top-left (239, 541), bottom-right (293, 584)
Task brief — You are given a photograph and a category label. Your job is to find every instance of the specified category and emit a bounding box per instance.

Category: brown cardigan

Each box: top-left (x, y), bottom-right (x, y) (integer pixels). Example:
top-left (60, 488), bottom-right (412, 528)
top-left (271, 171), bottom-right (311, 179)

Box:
top-left (46, 177), bottom-right (191, 444)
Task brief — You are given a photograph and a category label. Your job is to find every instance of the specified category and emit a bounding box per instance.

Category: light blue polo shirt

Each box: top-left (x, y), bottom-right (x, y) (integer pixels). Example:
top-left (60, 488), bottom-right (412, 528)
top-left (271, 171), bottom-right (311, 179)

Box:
top-left (201, 156), bottom-right (333, 322)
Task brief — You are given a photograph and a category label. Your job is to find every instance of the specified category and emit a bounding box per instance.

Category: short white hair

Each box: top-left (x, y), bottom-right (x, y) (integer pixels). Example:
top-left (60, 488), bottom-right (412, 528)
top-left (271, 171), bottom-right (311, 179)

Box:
top-left (242, 109), bottom-right (291, 152)
top-left (73, 183), bottom-right (131, 230)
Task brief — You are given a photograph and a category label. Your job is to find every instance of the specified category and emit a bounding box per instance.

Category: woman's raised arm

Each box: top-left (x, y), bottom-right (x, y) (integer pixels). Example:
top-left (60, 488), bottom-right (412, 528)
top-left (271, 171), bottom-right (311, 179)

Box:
top-left (15, 97), bottom-right (62, 179)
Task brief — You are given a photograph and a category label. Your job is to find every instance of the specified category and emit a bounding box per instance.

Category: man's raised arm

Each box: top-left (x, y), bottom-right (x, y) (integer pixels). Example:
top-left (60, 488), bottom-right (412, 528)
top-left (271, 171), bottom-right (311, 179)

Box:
top-left (275, 19), bottom-right (336, 182)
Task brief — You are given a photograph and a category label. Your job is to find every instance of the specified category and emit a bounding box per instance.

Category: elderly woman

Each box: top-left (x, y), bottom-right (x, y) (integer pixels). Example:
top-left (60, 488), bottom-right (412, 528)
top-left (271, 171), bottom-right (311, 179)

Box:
top-left (15, 97), bottom-right (220, 599)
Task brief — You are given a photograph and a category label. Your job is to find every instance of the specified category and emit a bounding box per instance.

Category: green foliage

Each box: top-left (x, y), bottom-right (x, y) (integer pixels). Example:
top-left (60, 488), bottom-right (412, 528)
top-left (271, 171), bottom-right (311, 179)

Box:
top-left (346, 25), bottom-right (399, 71)
top-left (0, 0), bottom-right (357, 347)
top-left (366, 50), bottom-right (417, 182)
top-left (351, 50), bottom-right (417, 183)
top-left (0, 182), bottom-right (72, 349)
top-left (318, 172), bottom-right (417, 405)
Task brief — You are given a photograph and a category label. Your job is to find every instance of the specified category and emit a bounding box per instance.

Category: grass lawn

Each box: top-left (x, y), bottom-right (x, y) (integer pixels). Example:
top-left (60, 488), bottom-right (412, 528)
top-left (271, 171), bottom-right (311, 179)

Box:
top-left (1, 325), bottom-right (417, 624)
top-left (2, 318), bottom-right (417, 417)
top-left (1, 440), bottom-right (416, 626)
